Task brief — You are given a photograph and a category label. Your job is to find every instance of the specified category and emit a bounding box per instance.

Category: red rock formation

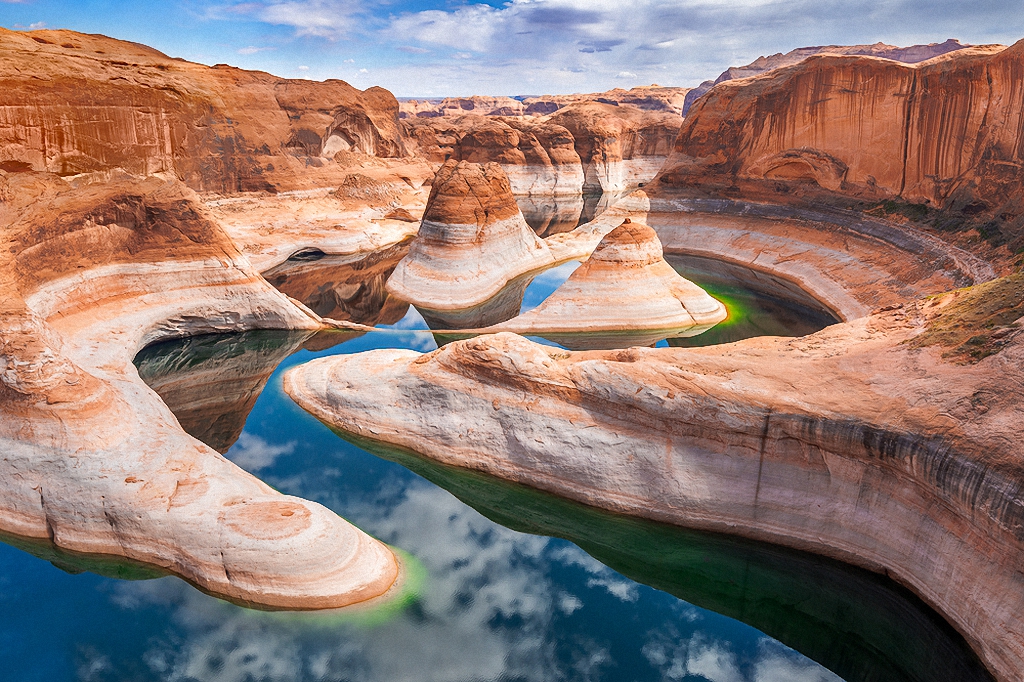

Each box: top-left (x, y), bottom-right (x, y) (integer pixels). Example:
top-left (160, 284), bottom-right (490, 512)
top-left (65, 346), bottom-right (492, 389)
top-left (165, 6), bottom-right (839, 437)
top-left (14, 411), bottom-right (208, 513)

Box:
top-left (681, 38), bottom-right (969, 114)
top-left (547, 103), bottom-right (682, 192)
top-left (490, 219), bottom-right (726, 349)
top-left (386, 160), bottom-right (557, 310)
top-left (399, 95), bottom-right (524, 119)
top-left (523, 85), bottom-right (692, 116)
top-left (404, 115), bottom-right (584, 196)
top-left (658, 41), bottom-right (1024, 250)
top-left (285, 283), bottom-right (1024, 679)
top-left (0, 169), bottom-right (399, 609)
top-left (0, 28), bottom-right (407, 193)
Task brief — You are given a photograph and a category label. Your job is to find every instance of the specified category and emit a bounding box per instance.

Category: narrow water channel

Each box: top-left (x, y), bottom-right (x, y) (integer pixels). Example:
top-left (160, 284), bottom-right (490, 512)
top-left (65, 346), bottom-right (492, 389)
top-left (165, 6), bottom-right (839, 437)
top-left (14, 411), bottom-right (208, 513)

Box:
top-left (0, 253), bottom-right (992, 682)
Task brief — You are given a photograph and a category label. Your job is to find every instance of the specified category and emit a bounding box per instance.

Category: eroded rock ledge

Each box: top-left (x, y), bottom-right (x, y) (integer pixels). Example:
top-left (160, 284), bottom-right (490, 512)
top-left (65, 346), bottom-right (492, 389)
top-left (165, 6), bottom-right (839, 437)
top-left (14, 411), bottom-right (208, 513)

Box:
top-left (0, 170), bottom-right (399, 609)
top-left (284, 283), bottom-right (1024, 680)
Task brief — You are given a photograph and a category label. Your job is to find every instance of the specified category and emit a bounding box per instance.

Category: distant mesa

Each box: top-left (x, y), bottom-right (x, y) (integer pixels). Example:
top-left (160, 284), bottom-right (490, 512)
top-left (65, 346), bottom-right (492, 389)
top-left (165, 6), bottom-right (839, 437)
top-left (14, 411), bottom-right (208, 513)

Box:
top-left (490, 219), bottom-right (727, 349)
top-left (385, 160), bottom-right (557, 311)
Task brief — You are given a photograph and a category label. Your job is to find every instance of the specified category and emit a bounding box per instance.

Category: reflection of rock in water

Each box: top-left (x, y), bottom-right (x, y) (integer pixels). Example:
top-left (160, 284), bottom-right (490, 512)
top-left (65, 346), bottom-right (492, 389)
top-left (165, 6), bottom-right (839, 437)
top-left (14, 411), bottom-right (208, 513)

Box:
top-left (518, 194), bottom-right (584, 236)
top-left (135, 331), bottom-right (311, 453)
top-left (353, 437), bottom-right (993, 682)
top-left (264, 242), bottom-right (410, 325)
top-left (516, 190), bottom-right (627, 237)
top-left (415, 270), bottom-right (536, 330)
top-left (664, 254), bottom-right (840, 348)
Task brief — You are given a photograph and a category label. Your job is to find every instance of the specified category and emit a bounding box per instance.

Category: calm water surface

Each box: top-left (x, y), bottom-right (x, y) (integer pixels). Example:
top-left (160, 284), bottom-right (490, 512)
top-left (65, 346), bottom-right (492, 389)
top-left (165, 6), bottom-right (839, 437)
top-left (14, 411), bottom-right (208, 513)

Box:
top-left (0, 258), bottom-right (991, 682)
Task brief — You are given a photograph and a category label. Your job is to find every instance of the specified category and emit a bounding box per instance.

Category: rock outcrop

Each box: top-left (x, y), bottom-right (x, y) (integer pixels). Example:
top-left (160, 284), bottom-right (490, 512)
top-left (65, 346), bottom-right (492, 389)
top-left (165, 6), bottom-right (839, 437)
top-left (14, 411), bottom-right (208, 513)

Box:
top-left (404, 116), bottom-right (584, 197)
top-left (523, 86), bottom-right (693, 116)
top-left (0, 28), bottom-right (407, 193)
top-left (399, 95), bottom-right (525, 119)
top-left (285, 276), bottom-right (1024, 681)
top-left (490, 220), bottom-right (726, 349)
top-left (681, 38), bottom-right (969, 114)
top-left (547, 103), bottom-right (682, 193)
top-left (658, 40), bottom-right (1024, 251)
top-left (385, 160), bottom-right (557, 310)
top-left (0, 169), bottom-right (399, 609)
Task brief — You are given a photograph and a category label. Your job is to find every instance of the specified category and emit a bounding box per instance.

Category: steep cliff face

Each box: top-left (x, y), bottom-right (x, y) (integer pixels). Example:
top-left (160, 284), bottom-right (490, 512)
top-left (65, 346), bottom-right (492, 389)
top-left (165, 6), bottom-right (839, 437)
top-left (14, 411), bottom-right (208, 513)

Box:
top-left (547, 103), bottom-right (682, 192)
top-left (0, 28), bottom-right (407, 193)
top-left (681, 38), bottom-right (969, 114)
top-left (404, 115), bottom-right (584, 195)
top-left (658, 42), bottom-right (1024, 250)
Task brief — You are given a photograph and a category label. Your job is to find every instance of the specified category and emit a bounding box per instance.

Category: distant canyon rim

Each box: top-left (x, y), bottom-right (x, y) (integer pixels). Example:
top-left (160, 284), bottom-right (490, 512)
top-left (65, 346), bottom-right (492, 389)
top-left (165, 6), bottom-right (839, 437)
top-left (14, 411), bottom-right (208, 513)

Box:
top-left (1, 26), bottom-right (1023, 681)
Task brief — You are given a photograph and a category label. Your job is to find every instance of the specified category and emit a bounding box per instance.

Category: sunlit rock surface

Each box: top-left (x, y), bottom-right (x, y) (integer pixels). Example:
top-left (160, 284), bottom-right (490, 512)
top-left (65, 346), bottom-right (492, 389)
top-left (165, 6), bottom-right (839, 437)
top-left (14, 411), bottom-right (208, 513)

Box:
top-left (285, 279), bottom-right (1024, 680)
top-left (0, 28), bottom-right (409, 194)
top-left (681, 38), bottom-right (969, 114)
top-left (659, 40), bottom-right (1024, 252)
top-left (386, 160), bottom-right (558, 310)
top-left (0, 170), bottom-right (399, 609)
top-left (546, 103), bottom-right (682, 193)
top-left (490, 220), bottom-right (726, 349)
top-left (404, 116), bottom-right (585, 197)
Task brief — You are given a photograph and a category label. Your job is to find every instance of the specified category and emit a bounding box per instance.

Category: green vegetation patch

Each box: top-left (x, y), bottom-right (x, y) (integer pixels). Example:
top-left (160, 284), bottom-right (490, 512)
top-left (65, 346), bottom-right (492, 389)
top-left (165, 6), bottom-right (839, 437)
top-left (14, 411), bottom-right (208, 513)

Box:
top-left (910, 272), bottom-right (1024, 363)
top-left (866, 199), bottom-right (933, 223)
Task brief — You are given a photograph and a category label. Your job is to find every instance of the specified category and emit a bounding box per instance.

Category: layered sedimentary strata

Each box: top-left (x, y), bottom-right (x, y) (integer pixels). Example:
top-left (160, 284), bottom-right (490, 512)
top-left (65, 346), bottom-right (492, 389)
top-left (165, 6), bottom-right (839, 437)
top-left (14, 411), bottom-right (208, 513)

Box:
top-left (399, 95), bottom-right (525, 119)
top-left (523, 86), bottom-right (693, 116)
top-left (264, 242), bottom-right (410, 325)
top-left (0, 28), bottom-right (407, 193)
top-left (285, 279), bottom-right (1024, 681)
top-left (489, 220), bottom-right (726, 349)
top-left (547, 103), bottom-right (682, 193)
top-left (0, 170), bottom-right (398, 609)
top-left (404, 116), bottom-right (584, 196)
top-left (659, 40), bottom-right (1024, 250)
top-left (385, 160), bottom-right (557, 310)
top-left (203, 158), bottom-right (433, 271)
top-left (681, 39), bottom-right (968, 114)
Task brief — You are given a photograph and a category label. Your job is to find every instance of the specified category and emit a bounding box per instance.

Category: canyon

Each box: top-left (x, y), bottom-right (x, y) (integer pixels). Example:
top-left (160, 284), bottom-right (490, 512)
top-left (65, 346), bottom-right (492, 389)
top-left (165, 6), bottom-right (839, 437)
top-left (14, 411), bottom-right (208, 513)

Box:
top-left (1, 22), bottom-right (1023, 682)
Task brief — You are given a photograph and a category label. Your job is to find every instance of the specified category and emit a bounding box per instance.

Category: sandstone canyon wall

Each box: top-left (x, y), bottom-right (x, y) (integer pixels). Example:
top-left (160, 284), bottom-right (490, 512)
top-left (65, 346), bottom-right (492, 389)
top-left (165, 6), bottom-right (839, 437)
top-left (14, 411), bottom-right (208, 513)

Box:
top-left (547, 103), bottom-right (682, 193)
top-left (658, 41), bottom-right (1024, 252)
top-left (0, 28), bottom-right (407, 194)
top-left (681, 39), bottom-right (969, 114)
top-left (404, 116), bottom-right (585, 196)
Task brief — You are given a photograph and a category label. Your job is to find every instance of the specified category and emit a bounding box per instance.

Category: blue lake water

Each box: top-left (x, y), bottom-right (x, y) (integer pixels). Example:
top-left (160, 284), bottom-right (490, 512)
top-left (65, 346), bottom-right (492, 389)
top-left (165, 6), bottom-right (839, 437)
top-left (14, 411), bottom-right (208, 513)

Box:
top-left (0, 256), bottom-right (992, 682)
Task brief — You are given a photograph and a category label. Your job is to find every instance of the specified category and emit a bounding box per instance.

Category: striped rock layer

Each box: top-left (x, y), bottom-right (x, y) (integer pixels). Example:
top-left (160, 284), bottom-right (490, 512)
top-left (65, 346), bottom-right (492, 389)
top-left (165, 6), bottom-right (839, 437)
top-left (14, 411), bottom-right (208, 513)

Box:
top-left (492, 220), bottom-right (726, 349)
top-left (386, 160), bottom-right (556, 310)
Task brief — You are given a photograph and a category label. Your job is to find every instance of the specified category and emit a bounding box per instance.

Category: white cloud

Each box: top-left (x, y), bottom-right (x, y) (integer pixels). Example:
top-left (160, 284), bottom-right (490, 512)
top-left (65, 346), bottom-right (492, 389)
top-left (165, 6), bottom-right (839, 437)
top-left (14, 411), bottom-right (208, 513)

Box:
top-left (237, 45), bottom-right (273, 54)
top-left (224, 432), bottom-right (295, 472)
top-left (617, 71), bottom-right (637, 78)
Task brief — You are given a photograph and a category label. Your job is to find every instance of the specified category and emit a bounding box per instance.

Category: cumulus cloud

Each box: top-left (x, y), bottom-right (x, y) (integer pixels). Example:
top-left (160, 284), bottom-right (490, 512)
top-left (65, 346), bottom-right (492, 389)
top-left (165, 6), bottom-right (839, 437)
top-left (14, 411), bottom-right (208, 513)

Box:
top-left (224, 432), bottom-right (295, 472)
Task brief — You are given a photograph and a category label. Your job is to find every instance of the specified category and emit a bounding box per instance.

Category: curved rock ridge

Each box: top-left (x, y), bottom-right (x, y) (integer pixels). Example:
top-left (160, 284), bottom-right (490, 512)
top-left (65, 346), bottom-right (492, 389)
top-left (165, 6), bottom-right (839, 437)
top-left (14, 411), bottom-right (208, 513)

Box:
top-left (404, 116), bottom-right (584, 196)
top-left (681, 38), bottom-right (970, 114)
top-left (284, 286), bottom-right (1024, 680)
top-left (0, 28), bottom-right (407, 193)
top-left (386, 160), bottom-right (558, 310)
top-left (657, 40), bottom-right (1024, 251)
top-left (546, 103), bottom-right (682, 193)
top-left (0, 170), bottom-right (399, 609)
top-left (489, 220), bottom-right (727, 349)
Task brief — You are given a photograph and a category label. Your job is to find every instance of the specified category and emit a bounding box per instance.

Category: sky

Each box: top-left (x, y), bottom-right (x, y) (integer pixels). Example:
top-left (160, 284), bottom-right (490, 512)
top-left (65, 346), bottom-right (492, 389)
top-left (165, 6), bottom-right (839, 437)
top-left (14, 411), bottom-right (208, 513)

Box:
top-left (2, 0), bottom-right (1023, 97)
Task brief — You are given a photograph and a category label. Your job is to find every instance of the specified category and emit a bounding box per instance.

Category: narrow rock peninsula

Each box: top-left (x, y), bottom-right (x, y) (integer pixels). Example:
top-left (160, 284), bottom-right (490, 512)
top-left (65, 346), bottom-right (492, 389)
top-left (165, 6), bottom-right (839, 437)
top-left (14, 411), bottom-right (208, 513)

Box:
top-left (0, 170), bottom-right (399, 610)
top-left (285, 279), bottom-right (1024, 680)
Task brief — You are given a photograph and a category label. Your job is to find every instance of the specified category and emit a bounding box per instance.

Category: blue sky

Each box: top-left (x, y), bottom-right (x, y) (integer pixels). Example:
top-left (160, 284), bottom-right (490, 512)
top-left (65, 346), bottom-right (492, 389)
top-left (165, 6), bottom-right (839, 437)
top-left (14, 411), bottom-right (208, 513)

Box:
top-left (2, 0), bottom-right (1023, 97)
